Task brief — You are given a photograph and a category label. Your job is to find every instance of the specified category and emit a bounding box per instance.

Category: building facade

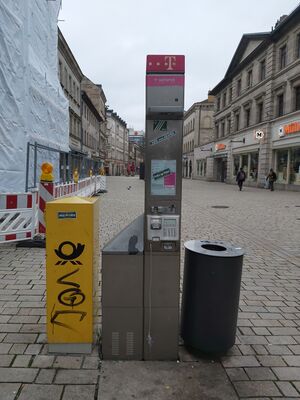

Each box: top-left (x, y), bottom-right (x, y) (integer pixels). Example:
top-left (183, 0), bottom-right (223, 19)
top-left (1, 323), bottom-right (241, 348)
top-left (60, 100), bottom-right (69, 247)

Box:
top-left (106, 109), bottom-right (128, 175)
top-left (81, 77), bottom-right (107, 168)
top-left (192, 97), bottom-right (215, 180)
top-left (209, 6), bottom-right (300, 190)
top-left (58, 28), bottom-right (83, 176)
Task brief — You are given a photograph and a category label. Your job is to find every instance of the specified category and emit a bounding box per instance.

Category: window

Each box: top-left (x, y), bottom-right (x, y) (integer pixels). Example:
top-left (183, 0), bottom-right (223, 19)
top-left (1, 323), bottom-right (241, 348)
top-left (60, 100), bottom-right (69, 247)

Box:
top-left (215, 123), bottom-right (219, 138)
top-left (69, 75), bottom-right (72, 93)
top-left (279, 44), bottom-right (287, 69)
top-left (233, 155), bottom-right (240, 176)
top-left (245, 108), bottom-right (251, 127)
top-left (290, 147), bottom-right (300, 185)
top-left (247, 70), bottom-right (253, 88)
top-left (257, 102), bottom-right (264, 123)
top-left (295, 86), bottom-right (300, 111)
top-left (277, 93), bottom-right (284, 116)
top-left (217, 97), bottom-right (221, 111)
top-left (276, 149), bottom-right (288, 183)
top-left (221, 121), bottom-right (225, 137)
top-left (249, 153), bottom-right (258, 181)
top-left (59, 61), bottom-right (62, 81)
top-left (73, 82), bottom-right (75, 98)
top-left (223, 92), bottom-right (226, 108)
top-left (227, 117), bottom-right (231, 134)
top-left (260, 59), bottom-right (266, 81)
top-left (229, 87), bottom-right (233, 103)
top-left (237, 79), bottom-right (242, 96)
top-left (296, 34), bottom-right (300, 59)
top-left (235, 112), bottom-right (240, 131)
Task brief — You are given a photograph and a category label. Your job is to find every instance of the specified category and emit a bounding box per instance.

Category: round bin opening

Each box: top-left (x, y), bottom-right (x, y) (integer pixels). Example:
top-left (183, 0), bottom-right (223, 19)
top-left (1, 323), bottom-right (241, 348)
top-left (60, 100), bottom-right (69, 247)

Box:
top-left (201, 244), bottom-right (226, 252)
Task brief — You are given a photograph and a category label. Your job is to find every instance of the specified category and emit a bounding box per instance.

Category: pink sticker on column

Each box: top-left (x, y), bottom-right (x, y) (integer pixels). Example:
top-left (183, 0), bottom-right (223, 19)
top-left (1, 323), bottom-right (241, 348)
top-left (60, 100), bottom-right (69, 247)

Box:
top-left (147, 55), bottom-right (185, 73)
top-left (146, 75), bottom-right (184, 87)
top-left (164, 173), bottom-right (176, 187)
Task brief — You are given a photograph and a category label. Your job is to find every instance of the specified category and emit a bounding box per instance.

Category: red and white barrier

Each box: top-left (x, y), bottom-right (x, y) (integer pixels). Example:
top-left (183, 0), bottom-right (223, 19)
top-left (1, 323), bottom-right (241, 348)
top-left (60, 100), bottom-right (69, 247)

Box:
top-left (0, 192), bottom-right (38, 243)
top-left (38, 181), bottom-right (54, 234)
top-left (0, 175), bottom-right (107, 244)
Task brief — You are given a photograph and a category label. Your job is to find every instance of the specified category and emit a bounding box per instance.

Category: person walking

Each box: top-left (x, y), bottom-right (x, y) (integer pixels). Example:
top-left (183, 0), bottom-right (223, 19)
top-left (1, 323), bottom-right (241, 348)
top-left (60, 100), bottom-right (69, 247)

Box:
top-left (236, 167), bottom-right (246, 191)
top-left (266, 168), bottom-right (277, 191)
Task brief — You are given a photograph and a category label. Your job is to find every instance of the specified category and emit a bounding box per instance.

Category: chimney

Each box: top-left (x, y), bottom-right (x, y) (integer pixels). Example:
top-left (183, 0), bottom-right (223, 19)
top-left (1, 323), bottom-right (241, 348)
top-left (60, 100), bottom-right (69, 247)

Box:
top-left (207, 93), bottom-right (215, 103)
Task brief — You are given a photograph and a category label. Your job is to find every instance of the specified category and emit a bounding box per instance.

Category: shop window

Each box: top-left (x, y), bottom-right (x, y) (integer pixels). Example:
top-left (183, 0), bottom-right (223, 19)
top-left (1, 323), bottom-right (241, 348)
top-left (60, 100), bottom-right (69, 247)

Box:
top-left (290, 147), bottom-right (300, 185)
top-left (277, 149), bottom-right (288, 183)
top-left (279, 44), bottom-right (287, 69)
top-left (260, 59), bottom-right (266, 81)
top-left (233, 155), bottom-right (240, 176)
top-left (277, 93), bottom-right (284, 117)
top-left (295, 86), bottom-right (300, 111)
top-left (241, 154), bottom-right (248, 177)
top-left (249, 153), bottom-right (258, 181)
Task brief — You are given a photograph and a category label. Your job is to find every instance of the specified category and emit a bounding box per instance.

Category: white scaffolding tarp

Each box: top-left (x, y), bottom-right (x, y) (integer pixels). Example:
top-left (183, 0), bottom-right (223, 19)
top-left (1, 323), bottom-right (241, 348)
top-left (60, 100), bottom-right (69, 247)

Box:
top-left (0, 0), bottom-right (69, 193)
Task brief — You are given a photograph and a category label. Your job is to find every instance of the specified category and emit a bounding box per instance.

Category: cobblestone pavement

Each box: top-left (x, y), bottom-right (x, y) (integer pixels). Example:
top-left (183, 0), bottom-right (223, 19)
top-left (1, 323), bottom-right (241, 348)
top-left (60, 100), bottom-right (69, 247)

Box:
top-left (0, 176), bottom-right (299, 399)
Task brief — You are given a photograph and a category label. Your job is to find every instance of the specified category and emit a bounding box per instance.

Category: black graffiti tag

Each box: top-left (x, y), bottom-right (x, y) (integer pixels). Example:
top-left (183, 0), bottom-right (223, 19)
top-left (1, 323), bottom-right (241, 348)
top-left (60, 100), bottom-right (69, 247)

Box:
top-left (55, 241), bottom-right (85, 265)
top-left (57, 268), bottom-right (86, 307)
top-left (50, 307), bottom-right (87, 333)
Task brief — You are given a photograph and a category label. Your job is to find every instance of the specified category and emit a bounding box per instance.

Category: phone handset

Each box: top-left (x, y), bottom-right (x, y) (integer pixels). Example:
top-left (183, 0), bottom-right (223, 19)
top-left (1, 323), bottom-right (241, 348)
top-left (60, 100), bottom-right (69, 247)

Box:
top-left (147, 215), bottom-right (180, 241)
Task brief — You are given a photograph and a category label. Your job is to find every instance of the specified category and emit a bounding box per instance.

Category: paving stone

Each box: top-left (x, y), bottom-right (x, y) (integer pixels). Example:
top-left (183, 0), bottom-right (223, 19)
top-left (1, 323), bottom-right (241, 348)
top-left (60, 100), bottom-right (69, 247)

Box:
top-left (272, 367), bottom-right (300, 380)
top-left (222, 356), bottom-right (260, 368)
top-left (226, 367), bottom-right (249, 381)
top-left (267, 336), bottom-right (297, 345)
top-left (0, 355), bottom-right (14, 367)
top-left (257, 355), bottom-right (287, 367)
top-left (9, 316), bottom-right (39, 324)
top-left (239, 345), bottom-right (256, 355)
top-left (62, 385), bottom-right (96, 400)
top-left (9, 344), bottom-right (27, 354)
top-left (3, 333), bottom-right (37, 344)
top-left (266, 345), bottom-right (293, 355)
top-left (31, 355), bottom-right (55, 368)
top-left (0, 343), bottom-right (13, 354)
top-left (55, 369), bottom-right (99, 384)
top-left (281, 355), bottom-right (300, 366)
top-left (233, 381), bottom-right (282, 397)
top-left (12, 355), bottom-right (32, 367)
top-left (268, 327), bottom-right (300, 336)
top-left (0, 383), bottom-right (21, 400)
top-left (293, 381), bottom-right (300, 392)
top-left (288, 345), bottom-right (300, 355)
top-left (35, 369), bottom-right (56, 384)
top-left (0, 367), bottom-right (38, 382)
top-left (82, 356), bottom-right (99, 369)
top-left (24, 344), bottom-right (42, 354)
top-left (252, 345), bottom-right (269, 355)
top-left (239, 336), bottom-right (268, 345)
top-left (17, 384), bottom-right (63, 400)
top-left (53, 355), bottom-right (83, 369)
top-left (244, 367), bottom-right (277, 380)
top-left (276, 381), bottom-right (299, 397)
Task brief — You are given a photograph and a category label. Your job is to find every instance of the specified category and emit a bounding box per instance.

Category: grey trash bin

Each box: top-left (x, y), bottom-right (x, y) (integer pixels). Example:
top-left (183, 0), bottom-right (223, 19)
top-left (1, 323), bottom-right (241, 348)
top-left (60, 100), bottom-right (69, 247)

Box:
top-left (181, 240), bottom-right (244, 353)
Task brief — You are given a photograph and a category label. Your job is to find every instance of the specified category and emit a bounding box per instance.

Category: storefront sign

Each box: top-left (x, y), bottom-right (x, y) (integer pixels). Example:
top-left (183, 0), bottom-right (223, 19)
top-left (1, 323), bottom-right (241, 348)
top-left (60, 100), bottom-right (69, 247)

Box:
top-left (284, 122), bottom-right (300, 135)
top-left (215, 143), bottom-right (226, 151)
top-left (255, 130), bottom-right (264, 139)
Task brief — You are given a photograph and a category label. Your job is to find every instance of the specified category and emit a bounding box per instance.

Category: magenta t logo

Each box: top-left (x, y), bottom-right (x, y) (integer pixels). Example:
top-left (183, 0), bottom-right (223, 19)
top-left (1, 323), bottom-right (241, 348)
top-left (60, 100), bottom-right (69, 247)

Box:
top-left (164, 56), bottom-right (176, 70)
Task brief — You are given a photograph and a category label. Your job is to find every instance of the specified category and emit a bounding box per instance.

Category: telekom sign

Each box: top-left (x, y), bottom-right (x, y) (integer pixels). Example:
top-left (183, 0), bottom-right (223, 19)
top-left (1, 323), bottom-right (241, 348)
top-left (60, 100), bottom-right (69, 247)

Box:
top-left (146, 55), bottom-right (185, 73)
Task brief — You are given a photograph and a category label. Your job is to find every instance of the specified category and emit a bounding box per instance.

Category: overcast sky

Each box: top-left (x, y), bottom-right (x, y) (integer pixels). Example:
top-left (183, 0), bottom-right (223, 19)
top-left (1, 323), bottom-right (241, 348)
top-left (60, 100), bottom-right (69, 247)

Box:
top-left (59, 0), bottom-right (299, 130)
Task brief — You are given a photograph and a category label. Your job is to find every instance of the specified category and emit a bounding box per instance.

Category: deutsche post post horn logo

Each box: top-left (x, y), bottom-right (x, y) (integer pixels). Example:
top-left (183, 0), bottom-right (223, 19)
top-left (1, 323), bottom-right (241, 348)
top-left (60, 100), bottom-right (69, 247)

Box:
top-left (55, 241), bottom-right (85, 265)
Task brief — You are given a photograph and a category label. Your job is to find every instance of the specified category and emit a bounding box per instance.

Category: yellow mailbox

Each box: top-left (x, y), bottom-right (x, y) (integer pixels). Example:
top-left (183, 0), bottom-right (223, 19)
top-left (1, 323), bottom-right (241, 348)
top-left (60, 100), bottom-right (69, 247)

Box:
top-left (46, 196), bottom-right (100, 353)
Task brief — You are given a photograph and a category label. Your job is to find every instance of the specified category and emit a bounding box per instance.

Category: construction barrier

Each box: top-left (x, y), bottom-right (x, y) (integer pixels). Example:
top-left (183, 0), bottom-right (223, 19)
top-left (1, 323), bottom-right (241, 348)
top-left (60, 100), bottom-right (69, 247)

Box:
top-left (0, 191), bottom-right (38, 243)
top-left (0, 175), bottom-right (107, 244)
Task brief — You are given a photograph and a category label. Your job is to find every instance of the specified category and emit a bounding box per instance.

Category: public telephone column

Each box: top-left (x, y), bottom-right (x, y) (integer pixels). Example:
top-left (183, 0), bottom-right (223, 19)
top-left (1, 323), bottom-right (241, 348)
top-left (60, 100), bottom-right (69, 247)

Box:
top-left (144, 55), bottom-right (185, 360)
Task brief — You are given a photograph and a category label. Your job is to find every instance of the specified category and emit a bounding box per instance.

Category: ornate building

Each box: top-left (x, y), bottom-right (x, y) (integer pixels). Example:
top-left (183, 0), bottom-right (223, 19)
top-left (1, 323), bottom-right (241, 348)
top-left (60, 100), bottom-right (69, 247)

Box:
top-left (209, 5), bottom-right (300, 190)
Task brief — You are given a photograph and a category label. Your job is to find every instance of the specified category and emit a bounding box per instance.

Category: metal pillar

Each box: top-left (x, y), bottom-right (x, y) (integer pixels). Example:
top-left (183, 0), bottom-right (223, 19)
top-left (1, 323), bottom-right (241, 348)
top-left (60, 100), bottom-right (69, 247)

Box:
top-left (144, 55), bottom-right (185, 360)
